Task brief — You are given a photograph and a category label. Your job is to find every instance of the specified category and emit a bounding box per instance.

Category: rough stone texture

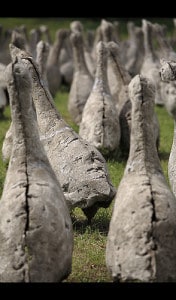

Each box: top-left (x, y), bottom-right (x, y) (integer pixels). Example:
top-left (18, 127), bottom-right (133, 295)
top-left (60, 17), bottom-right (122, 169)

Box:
top-left (39, 25), bottom-right (52, 45)
top-left (36, 40), bottom-right (50, 88)
top-left (11, 30), bottom-right (28, 52)
top-left (141, 19), bottom-right (164, 106)
top-left (46, 29), bottom-right (67, 97)
top-left (107, 41), bottom-right (132, 111)
top-left (10, 45), bottom-right (116, 222)
top-left (160, 58), bottom-right (176, 82)
top-left (59, 29), bottom-right (73, 86)
top-left (160, 60), bottom-right (176, 198)
top-left (107, 41), bottom-right (160, 157)
top-left (29, 28), bottom-right (41, 60)
top-left (0, 59), bottom-right (73, 282)
top-left (107, 41), bottom-right (132, 155)
top-left (153, 23), bottom-right (176, 117)
top-left (91, 24), bottom-right (102, 61)
top-left (125, 22), bottom-right (144, 77)
top-left (59, 29), bottom-right (72, 65)
top-left (60, 60), bottom-right (73, 87)
top-left (1, 40), bottom-right (49, 163)
top-left (152, 23), bottom-right (176, 62)
top-left (100, 19), bottom-right (117, 43)
top-left (79, 41), bottom-right (121, 157)
top-left (68, 31), bottom-right (94, 125)
top-left (168, 120), bottom-right (176, 196)
top-left (100, 22), bottom-right (122, 103)
top-left (106, 75), bottom-right (176, 282)
top-left (70, 20), bottom-right (95, 79)
top-left (1, 121), bottom-right (13, 162)
top-left (160, 80), bottom-right (176, 119)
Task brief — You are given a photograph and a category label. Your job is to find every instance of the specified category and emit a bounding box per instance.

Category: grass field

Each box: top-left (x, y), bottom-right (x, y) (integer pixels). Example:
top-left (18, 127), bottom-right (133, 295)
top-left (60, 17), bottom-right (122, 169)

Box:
top-left (0, 17), bottom-right (175, 282)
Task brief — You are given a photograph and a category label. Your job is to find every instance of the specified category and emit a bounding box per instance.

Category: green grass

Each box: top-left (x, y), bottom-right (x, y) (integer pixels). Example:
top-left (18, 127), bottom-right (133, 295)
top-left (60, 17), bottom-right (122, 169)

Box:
top-left (65, 217), bottom-right (112, 282)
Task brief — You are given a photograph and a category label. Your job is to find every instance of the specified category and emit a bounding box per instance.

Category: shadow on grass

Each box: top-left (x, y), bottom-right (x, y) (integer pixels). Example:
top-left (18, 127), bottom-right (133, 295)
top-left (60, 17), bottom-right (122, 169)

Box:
top-left (158, 151), bottom-right (170, 161)
top-left (0, 114), bottom-right (11, 122)
top-left (71, 208), bottom-right (111, 236)
top-left (107, 149), bottom-right (170, 163)
top-left (103, 148), bottom-right (128, 163)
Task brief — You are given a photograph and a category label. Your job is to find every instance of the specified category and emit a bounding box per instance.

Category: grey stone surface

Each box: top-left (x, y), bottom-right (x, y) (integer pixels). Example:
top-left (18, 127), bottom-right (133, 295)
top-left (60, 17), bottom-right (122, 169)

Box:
top-left (107, 41), bottom-right (132, 155)
top-left (2, 40), bottom-right (49, 163)
top-left (59, 29), bottom-right (73, 86)
top-left (29, 28), bottom-right (41, 60)
top-left (160, 58), bottom-right (176, 82)
top-left (0, 59), bottom-right (73, 282)
top-left (141, 19), bottom-right (164, 106)
top-left (10, 45), bottom-right (116, 222)
top-left (160, 80), bottom-right (176, 119)
top-left (106, 75), bottom-right (176, 282)
top-left (46, 29), bottom-right (67, 97)
top-left (70, 20), bottom-right (95, 79)
top-left (124, 22), bottom-right (144, 76)
top-left (153, 23), bottom-right (176, 62)
top-left (160, 60), bottom-right (176, 199)
top-left (153, 24), bottom-right (176, 118)
top-left (168, 120), bottom-right (176, 197)
top-left (107, 41), bottom-right (131, 112)
top-left (1, 121), bottom-right (13, 162)
top-left (79, 41), bottom-right (121, 156)
top-left (107, 41), bottom-right (160, 157)
top-left (36, 40), bottom-right (50, 88)
top-left (68, 31), bottom-right (94, 125)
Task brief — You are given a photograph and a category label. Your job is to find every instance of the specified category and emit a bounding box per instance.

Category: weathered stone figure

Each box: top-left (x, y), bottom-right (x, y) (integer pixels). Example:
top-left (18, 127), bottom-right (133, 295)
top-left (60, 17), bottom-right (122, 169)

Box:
top-left (68, 31), bottom-right (94, 125)
top-left (107, 41), bottom-right (132, 111)
top-left (153, 22), bottom-right (176, 61)
top-left (0, 59), bottom-right (73, 282)
top-left (28, 28), bottom-right (41, 60)
top-left (1, 40), bottom-right (50, 162)
top-left (10, 44), bottom-right (115, 223)
top-left (59, 29), bottom-right (74, 87)
top-left (36, 40), bottom-right (50, 88)
top-left (152, 23), bottom-right (176, 117)
top-left (107, 41), bottom-right (132, 156)
top-left (79, 41), bottom-right (121, 157)
top-left (160, 58), bottom-right (176, 197)
top-left (46, 29), bottom-right (67, 97)
top-left (106, 74), bottom-right (176, 282)
top-left (124, 22), bottom-right (144, 76)
top-left (160, 58), bottom-right (176, 82)
top-left (141, 19), bottom-right (164, 106)
top-left (168, 115), bottom-right (176, 197)
top-left (70, 20), bottom-right (96, 78)
top-left (107, 41), bottom-right (160, 157)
